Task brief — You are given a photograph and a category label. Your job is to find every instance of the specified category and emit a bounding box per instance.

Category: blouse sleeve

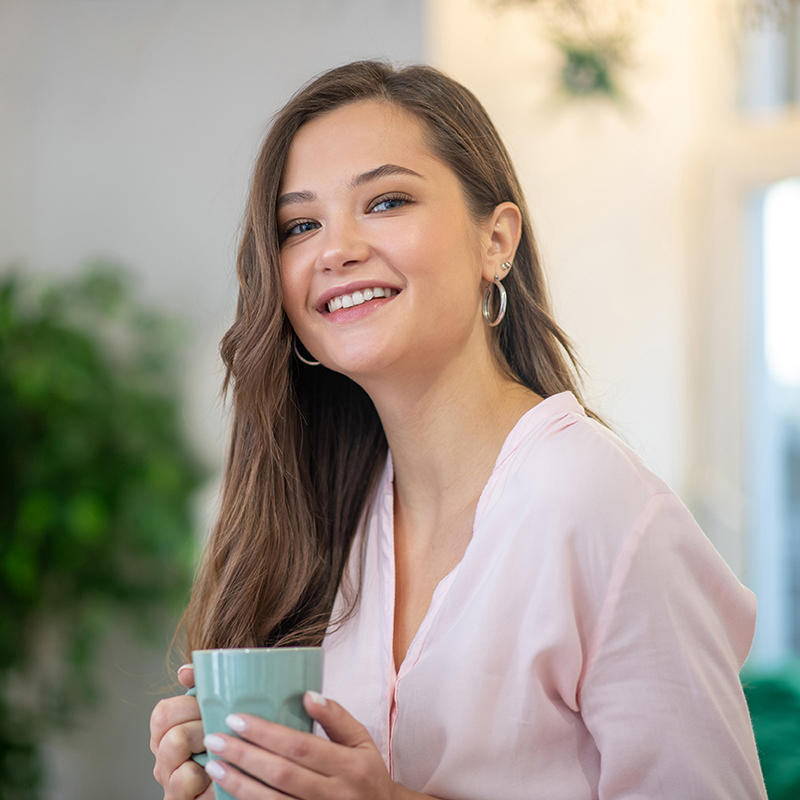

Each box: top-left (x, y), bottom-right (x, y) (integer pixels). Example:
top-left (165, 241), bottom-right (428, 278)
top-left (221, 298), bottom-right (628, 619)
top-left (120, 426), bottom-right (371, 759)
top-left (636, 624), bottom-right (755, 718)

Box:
top-left (577, 492), bottom-right (767, 800)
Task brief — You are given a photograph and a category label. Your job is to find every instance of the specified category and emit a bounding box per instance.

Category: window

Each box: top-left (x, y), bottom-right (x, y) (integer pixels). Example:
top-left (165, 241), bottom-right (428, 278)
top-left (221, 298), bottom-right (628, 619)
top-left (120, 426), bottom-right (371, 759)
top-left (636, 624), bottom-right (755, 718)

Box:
top-left (748, 177), bottom-right (800, 662)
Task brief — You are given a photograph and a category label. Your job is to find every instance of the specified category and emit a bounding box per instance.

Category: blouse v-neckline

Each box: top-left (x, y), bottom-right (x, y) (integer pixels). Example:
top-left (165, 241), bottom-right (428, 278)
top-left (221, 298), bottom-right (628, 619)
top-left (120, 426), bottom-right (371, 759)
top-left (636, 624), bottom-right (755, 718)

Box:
top-left (380, 393), bottom-right (569, 680)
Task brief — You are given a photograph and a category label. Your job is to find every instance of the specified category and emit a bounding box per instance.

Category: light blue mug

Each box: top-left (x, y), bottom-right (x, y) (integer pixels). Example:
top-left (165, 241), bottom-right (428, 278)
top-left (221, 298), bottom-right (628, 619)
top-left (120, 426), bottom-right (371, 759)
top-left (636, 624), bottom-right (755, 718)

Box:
top-left (189, 647), bottom-right (323, 800)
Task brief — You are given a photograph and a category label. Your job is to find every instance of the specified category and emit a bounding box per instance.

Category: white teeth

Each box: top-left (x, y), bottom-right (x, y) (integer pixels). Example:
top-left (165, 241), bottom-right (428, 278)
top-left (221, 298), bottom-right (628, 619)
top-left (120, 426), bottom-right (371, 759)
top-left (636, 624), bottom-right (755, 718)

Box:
top-left (326, 287), bottom-right (394, 313)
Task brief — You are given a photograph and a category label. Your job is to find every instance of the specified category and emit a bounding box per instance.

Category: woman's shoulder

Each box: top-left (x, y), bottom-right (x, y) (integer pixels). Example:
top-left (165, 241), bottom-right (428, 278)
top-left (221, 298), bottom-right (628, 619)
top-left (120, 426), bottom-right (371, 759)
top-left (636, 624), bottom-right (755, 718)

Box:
top-left (497, 391), bottom-right (669, 507)
top-left (478, 391), bottom-right (700, 579)
top-left (483, 392), bottom-right (745, 617)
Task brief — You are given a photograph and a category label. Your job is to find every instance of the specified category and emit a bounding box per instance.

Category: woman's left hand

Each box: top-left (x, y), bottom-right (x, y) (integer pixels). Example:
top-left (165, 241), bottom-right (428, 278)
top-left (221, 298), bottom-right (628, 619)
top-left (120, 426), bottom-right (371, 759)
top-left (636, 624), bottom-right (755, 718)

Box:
top-left (201, 692), bottom-right (428, 800)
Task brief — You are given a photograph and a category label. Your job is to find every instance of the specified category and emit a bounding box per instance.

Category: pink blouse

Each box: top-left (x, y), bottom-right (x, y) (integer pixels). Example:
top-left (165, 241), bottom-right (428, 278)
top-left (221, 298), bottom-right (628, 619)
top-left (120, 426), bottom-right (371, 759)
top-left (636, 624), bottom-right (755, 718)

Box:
top-left (321, 392), bottom-right (767, 799)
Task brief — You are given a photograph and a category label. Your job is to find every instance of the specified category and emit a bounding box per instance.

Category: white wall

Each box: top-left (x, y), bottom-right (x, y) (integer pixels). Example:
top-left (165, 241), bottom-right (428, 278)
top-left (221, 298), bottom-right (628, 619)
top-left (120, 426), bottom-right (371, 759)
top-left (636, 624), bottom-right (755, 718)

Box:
top-left (0, 1), bottom-right (424, 797)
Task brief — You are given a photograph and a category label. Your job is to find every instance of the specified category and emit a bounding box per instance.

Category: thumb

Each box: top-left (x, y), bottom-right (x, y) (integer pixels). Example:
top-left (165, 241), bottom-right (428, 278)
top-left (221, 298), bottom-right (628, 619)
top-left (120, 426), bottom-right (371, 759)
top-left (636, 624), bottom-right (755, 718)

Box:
top-left (303, 692), bottom-right (372, 748)
top-left (177, 663), bottom-right (195, 689)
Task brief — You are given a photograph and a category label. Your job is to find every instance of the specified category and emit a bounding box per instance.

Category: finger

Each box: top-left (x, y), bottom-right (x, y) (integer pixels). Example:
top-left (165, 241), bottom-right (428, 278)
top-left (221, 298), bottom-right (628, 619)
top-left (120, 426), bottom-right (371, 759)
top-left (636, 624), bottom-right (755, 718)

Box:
top-left (302, 693), bottom-right (373, 749)
top-left (204, 759), bottom-right (288, 800)
top-left (155, 721), bottom-right (206, 785)
top-left (204, 734), bottom-right (328, 799)
top-left (150, 695), bottom-right (202, 754)
top-left (221, 713), bottom-right (343, 776)
top-left (177, 663), bottom-right (195, 689)
top-left (164, 758), bottom-right (211, 800)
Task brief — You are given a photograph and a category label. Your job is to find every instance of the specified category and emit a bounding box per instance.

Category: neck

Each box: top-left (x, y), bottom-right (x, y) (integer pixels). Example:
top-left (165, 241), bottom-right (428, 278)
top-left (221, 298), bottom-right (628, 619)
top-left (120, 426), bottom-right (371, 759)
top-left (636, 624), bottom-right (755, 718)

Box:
top-left (360, 343), bottom-right (540, 536)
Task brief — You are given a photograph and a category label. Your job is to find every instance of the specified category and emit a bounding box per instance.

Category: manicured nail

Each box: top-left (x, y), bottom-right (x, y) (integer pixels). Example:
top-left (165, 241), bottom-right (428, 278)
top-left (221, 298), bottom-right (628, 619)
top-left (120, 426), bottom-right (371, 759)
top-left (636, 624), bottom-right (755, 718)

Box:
top-left (177, 663), bottom-right (193, 675)
top-left (225, 713), bottom-right (247, 732)
top-left (306, 690), bottom-right (327, 707)
top-left (205, 760), bottom-right (227, 780)
top-left (203, 734), bottom-right (226, 753)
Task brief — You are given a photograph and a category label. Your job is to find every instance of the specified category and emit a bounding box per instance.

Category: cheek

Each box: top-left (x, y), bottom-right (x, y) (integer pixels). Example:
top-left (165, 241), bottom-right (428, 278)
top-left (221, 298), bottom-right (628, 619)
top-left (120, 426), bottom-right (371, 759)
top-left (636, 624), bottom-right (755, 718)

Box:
top-left (396, 215), bottom-right (470, 278)
top-left (409, 219), bottom-right (483, 297)
top-left (279, 264), bottom-right (307, 329)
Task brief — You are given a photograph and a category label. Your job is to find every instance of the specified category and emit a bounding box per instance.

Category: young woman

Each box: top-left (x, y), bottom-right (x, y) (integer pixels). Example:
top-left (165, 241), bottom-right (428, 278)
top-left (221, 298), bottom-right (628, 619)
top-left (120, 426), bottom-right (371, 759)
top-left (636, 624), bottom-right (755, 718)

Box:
top-left (150, 61), bottom-right (766, 800)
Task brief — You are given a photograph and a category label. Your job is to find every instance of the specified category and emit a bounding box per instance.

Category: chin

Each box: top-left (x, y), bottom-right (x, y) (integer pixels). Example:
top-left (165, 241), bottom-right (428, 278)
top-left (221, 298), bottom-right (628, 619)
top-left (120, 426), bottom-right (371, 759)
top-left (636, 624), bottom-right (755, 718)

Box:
top-left (323, 346), bottom-right (403, 382)
top-left (329, 356), bottom-right (389, 381)
top-left (321, 335), bottom-right (405, 377)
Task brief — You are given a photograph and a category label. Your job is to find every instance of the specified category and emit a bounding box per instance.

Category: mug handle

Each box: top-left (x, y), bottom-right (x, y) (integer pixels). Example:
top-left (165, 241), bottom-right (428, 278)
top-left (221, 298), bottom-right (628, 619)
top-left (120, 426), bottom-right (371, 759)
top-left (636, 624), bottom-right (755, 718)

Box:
top-left (185, 687), bottom-right (209, 767)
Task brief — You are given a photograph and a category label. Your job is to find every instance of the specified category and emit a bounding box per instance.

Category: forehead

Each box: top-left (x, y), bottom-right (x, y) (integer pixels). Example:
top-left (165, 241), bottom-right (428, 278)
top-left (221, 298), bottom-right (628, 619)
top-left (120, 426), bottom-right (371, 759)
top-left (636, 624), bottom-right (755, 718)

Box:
top-left (280, 100), bottom-right (437, 190)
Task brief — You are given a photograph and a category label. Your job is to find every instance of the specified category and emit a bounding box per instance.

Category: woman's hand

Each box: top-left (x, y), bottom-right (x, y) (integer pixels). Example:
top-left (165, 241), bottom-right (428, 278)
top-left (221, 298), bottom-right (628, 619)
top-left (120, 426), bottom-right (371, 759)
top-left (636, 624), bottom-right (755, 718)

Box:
top-left (150, 664), bottom-right (213, 800)
top-left (201, 692), bottom-right (432, 800)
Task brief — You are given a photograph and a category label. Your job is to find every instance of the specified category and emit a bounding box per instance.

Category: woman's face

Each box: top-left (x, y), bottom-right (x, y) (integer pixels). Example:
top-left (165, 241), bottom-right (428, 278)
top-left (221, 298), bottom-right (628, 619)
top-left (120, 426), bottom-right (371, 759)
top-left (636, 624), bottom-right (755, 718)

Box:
top-left (278, 99), bottom-right (503, 385)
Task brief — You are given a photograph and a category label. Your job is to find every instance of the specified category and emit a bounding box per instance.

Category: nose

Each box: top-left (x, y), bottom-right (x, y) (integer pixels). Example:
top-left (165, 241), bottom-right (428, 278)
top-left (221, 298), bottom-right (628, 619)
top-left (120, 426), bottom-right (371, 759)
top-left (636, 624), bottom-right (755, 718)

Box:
top-left (317, 215), bottom-right (371, 273)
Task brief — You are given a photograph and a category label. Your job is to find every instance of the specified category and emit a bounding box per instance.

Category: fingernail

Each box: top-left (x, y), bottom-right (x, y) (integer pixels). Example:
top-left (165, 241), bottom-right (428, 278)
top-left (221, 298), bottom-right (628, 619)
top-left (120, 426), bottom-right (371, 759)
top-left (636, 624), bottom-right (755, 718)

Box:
top-left (203, 734), bottom-right (226, 753)
top-left (177, 663), bottom-right (193, 675)
top-left (225, 713), bottom-right (247, 732)
top-left (306, 690), bottom-right (327, 707)
top-left (205, 760), bottom-right (226, 780)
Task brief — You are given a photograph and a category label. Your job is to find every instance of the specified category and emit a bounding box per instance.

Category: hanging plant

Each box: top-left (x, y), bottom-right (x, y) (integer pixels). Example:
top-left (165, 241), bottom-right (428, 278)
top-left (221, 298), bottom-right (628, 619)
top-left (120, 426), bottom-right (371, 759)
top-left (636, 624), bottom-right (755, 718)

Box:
top-left (555, 35), bottom-right (628, 99)
top-left (0, 262), bottom-right (207, 798)
top-left (490, 0), bottom-right (647, 102)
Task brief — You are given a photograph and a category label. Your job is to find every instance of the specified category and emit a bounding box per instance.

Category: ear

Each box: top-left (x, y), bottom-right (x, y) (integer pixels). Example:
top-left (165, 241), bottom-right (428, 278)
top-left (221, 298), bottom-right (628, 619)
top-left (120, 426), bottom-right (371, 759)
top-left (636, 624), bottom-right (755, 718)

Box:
top-left (480, 202), bottom-right (522, 284)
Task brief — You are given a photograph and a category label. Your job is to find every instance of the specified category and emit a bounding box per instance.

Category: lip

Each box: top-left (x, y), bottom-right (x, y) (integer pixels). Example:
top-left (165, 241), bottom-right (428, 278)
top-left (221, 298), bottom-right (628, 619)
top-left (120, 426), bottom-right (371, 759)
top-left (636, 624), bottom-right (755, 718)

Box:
top-left (315, 280), bottom-right (402, 313)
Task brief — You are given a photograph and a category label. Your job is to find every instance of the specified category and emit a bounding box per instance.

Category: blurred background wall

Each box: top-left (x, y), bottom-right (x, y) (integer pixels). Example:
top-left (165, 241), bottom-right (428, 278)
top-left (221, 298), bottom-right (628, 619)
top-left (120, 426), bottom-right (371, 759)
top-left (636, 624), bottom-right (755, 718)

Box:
top-left (1, 0), bottom-right (799, 797)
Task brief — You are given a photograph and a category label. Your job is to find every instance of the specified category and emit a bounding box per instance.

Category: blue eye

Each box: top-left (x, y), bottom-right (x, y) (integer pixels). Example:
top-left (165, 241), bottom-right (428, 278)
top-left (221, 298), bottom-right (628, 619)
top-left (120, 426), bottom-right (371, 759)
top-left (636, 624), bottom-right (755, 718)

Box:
top-left (370, 194), bottom-right (411, 213)
top-left (281, 219), bottom-right (320, 241)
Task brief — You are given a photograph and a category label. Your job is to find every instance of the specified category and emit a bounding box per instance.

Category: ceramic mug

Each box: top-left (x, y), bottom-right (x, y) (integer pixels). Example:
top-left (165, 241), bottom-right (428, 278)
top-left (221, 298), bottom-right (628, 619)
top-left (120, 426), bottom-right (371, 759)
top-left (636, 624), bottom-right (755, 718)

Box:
top-left (189, 647), bottom-right (323, 800)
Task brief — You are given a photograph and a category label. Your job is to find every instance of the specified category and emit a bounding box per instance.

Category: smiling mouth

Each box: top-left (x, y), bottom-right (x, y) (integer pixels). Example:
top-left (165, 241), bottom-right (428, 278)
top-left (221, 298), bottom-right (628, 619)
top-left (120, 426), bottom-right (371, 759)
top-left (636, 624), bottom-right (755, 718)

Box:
top-left (325, 287), bottom-right (399, 313)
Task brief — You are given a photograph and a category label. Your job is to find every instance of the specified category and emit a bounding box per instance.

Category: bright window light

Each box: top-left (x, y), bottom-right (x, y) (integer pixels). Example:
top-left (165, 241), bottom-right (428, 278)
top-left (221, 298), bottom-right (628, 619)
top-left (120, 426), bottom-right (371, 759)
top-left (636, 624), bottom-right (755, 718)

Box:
top-left (764, 177), bottom-right (800, 387)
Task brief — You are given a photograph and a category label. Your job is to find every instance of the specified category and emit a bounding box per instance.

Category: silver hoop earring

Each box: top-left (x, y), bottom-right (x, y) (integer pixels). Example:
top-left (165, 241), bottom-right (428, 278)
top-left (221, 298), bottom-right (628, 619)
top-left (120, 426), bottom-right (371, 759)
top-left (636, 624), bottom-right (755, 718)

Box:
top-left (482, 276), bottom-right (508, 327)
top-left (293, 337), bottom-right (320, 366)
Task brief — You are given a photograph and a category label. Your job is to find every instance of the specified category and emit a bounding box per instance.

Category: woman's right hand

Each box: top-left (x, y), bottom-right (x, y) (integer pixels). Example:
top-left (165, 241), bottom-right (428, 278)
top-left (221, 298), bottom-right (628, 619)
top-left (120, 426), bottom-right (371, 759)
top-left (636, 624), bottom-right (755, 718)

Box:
top-left (150, 664), bottom-right (213, 799)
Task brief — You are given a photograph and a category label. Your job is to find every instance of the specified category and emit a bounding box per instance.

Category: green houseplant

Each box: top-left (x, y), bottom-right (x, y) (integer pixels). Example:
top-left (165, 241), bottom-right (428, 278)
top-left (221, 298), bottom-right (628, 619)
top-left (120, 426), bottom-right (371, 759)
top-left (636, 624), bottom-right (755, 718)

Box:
top-left (0, 263), bottom-right (206, 798)
top-left (743, 664), bottom-right (800, 800)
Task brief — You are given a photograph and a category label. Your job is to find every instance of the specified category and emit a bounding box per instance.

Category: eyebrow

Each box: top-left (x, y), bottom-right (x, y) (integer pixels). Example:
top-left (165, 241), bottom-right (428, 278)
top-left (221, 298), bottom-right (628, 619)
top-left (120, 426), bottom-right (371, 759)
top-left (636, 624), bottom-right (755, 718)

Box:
top-left (349, 163), bottom-right (424, 188)
top-left (276, 189), bottom-right (315, 210)
top-left (276, 163), bottom-right (424, 210)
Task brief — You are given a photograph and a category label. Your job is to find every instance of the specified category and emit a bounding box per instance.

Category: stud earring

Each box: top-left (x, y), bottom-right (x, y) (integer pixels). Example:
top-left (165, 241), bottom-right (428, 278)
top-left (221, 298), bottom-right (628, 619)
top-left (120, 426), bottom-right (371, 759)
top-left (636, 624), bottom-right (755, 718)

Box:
top-left (501, 261), bottom-right (512, 271)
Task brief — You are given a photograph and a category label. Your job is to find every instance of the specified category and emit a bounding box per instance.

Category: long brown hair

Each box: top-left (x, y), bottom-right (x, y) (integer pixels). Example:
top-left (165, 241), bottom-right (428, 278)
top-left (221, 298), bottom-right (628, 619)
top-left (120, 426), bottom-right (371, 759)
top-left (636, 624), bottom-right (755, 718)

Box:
top-left (182, 60), bottom-right (593, 653)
